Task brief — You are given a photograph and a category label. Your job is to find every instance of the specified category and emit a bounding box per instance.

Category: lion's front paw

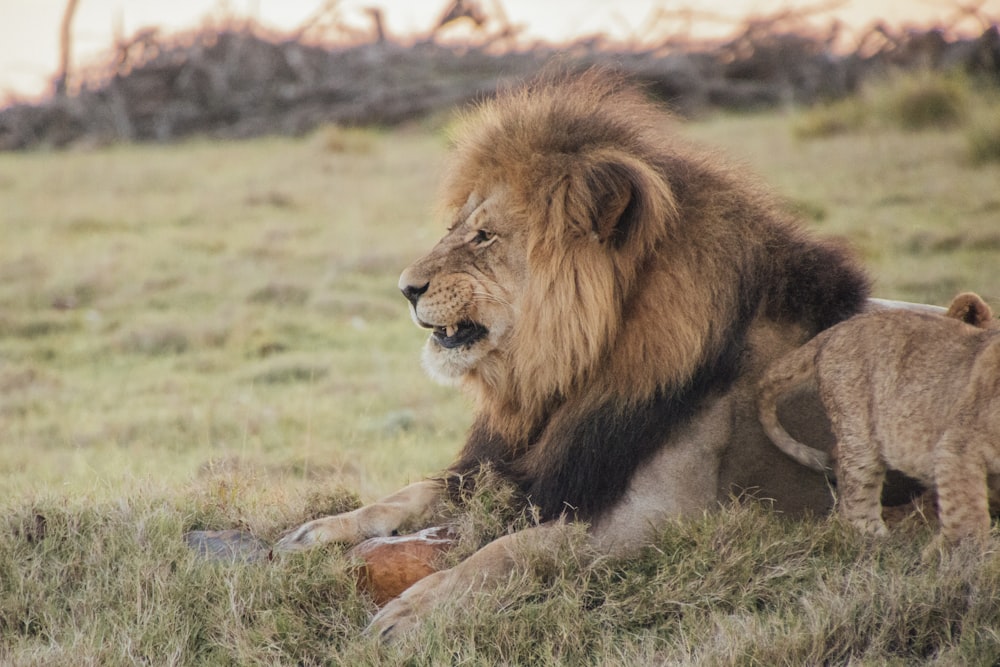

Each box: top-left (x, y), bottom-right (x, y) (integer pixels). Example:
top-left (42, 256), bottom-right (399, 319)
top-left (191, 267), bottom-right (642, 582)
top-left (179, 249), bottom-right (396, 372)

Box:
top-left (274, 515), bottom-right (358, 552)
top-left (274, 522), bottom-right (319, 552)
top-left (366, 597), bottom-right (420, 642)
top-left (365, 569), bottom-right (451, 642)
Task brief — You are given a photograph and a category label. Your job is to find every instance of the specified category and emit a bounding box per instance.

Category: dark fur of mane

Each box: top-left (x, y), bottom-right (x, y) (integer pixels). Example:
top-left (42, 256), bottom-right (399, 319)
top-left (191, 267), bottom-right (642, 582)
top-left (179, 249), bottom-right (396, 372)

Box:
top-left (448, 236), bottom-right (868, 522)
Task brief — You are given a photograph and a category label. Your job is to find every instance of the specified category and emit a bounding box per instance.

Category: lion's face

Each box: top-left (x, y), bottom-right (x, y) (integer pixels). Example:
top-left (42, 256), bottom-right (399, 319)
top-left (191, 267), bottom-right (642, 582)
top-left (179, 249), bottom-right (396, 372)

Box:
top-left (397, 71), bottom-right (690, 422)
top-left (399, 189), bottom-right (527, 385)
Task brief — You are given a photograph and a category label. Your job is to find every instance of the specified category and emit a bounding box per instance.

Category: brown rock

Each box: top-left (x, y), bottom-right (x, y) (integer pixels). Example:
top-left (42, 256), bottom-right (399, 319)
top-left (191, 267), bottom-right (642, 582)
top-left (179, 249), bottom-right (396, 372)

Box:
top-left (347, 526), bottom-right (457, 605)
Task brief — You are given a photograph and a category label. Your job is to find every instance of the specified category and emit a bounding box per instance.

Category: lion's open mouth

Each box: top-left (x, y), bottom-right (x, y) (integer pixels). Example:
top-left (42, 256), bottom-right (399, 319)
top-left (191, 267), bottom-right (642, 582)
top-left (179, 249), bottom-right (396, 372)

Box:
top-left (431, 321), bottom-right (489, 349)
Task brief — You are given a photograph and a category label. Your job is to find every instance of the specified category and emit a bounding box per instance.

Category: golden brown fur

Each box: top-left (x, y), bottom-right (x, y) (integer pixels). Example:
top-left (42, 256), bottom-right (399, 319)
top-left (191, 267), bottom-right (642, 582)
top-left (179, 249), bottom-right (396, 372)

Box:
top-left (946, 291), bottom-right (997, 328)
top-left (757, 294), bottom-right (1000, 544)
top-left (402, 70), bottom-right (871, 522)
top-left (432, 78), bottom-right (843, 442)
top-left (425, 83), bottom-right (686, 439)
top-left (760, 292), bottom-right (995, 474)
top-left (278, 69), bottom-right (880, 639)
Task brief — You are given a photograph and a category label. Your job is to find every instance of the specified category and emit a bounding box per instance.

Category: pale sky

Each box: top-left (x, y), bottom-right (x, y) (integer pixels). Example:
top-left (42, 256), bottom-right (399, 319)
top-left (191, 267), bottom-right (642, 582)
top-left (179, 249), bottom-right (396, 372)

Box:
top-left (1, 0), bottom-right (993, 102)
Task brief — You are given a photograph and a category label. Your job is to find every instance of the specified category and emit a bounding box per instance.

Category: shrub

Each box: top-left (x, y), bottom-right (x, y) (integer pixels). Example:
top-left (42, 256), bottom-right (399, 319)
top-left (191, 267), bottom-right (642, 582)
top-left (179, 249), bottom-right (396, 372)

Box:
top-left (966, 113), bottom-right (1000, 164)
top-left (795, 70), bottom-right (976, 139)
top-left (877, 71), bottom-right (968, 130)
top-left (793, 97), bottom-right (867, 139)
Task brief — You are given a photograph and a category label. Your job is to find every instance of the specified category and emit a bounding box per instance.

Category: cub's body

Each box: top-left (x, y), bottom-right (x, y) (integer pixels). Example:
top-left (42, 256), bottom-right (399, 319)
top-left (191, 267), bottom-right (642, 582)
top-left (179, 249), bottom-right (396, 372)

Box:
top-left (759, 306), bottom-right (1000, 543)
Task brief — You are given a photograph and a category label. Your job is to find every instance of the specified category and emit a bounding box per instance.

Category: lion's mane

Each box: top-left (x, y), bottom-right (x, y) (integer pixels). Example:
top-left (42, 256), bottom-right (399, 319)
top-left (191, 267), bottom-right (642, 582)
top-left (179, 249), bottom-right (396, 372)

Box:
top-left (442, 70), bottom-right (870, 521)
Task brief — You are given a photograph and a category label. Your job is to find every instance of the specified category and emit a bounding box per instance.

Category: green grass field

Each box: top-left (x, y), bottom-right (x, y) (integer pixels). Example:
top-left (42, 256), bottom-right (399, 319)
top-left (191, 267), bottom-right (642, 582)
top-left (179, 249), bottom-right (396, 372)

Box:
top-left (2, 82), bottom-right (1000, 664)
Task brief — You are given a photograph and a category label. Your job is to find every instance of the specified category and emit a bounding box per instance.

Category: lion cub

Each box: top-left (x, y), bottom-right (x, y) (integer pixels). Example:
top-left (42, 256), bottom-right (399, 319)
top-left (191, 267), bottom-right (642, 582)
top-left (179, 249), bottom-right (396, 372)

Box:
top-left (757, 292), bottom-right (1000, 544)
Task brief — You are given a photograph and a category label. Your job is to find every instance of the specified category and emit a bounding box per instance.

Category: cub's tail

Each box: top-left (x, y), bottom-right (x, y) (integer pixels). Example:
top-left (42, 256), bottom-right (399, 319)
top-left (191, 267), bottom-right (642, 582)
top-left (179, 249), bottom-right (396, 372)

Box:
top-left (756, 338), bottom-right (832, 472)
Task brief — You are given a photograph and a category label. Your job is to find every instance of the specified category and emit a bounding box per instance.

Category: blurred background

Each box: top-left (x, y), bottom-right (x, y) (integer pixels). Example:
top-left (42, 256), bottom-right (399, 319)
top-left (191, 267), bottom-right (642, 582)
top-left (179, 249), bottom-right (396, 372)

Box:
top-left (1, 0), bottom-right (997, 148)
top-left (0, 1), bottom-right (988, 95)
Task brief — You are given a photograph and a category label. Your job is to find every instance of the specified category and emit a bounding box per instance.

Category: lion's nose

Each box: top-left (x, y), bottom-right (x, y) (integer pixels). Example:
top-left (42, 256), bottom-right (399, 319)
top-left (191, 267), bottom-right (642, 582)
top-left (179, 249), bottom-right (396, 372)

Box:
top-left (400, 281), bottom-right (429, 307)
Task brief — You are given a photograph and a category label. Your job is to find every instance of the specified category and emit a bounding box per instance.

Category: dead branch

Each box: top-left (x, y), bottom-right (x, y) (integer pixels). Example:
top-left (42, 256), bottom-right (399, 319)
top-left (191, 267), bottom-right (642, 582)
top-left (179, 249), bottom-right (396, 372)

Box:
top-left (54, 0), bottom-right (81, 97)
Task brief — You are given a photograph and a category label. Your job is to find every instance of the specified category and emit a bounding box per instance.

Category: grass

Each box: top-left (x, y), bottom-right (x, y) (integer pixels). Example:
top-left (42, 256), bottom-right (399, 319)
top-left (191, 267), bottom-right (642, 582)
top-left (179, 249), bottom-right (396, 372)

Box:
top-left (5, 488), bottom-right (1000, 664)
top-left (966, 112), bottom-right (1000, 165)
top-left (0, 128), bottom-right (463, 498)
top-left (2, 91), bottom-right (1000, 663)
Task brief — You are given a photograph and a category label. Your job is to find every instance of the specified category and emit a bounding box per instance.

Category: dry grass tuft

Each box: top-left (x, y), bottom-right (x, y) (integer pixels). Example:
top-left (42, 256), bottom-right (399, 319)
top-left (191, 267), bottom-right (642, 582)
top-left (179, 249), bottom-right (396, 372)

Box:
top-left (314, 125), bottom-right (378, 154)
top-left (247, 282), bottom-right (311, 306)
top-left (793, 96), bottom-right (868, 139)
top-left (10, 487), bottom-right (997, 665)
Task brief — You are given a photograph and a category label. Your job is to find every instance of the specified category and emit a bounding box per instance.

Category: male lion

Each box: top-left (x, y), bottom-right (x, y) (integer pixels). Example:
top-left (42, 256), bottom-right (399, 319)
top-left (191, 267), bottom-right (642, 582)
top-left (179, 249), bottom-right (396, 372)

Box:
top-left (757, 294), bottom-right (1000, 544)
top-left (278, 69), bottom-right (892, 638)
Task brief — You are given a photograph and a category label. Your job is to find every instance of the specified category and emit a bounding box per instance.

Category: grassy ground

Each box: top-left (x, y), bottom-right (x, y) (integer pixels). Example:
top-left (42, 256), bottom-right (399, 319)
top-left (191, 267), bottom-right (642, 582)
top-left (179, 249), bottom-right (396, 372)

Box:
top-left (2, 84), bottom-right (1000, 664)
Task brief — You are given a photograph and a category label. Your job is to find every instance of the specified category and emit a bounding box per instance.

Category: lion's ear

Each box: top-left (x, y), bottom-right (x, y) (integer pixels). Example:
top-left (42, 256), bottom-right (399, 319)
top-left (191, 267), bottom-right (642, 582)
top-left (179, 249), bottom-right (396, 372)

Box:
top-left (561, 153), bottom-right (674, 249)
top-left (586, 160), bottom-right (639, 247)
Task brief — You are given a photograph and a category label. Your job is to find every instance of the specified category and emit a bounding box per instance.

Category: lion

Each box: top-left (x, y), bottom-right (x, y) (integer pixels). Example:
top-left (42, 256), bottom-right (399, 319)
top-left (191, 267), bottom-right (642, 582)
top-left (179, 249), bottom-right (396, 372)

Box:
top-left (275, 69), bottom-right (921, 638)
top-left (757, 293), bottom-right (1000, 544)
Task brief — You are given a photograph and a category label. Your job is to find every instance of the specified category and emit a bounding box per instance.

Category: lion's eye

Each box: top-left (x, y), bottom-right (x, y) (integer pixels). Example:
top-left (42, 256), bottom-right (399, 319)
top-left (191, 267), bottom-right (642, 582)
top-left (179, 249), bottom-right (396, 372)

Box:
top-left (471, 229), bottom-right (496, 246)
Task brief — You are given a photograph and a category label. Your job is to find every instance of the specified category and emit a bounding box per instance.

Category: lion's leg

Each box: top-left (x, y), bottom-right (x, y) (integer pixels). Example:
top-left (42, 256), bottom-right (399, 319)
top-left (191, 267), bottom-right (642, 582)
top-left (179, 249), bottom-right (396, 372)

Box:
top-left (276, 479), bottom-right (445, 551)
top-left (934, 434), bottom-right (991, 545)
top-left (589, 394), bottom-right (731, 555)
top-left (367, 521), bottom-right (575, 641)
top-left (368, 399), bottom-right (732, 640)
top-left (834, 424), bottom-right (888, 537)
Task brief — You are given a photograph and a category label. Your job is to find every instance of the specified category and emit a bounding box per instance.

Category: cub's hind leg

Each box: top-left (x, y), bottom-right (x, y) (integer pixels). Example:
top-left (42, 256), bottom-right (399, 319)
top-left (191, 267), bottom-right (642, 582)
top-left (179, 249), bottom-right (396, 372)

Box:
top-left (833, 422), bottom-right (889, 537)
top-left (934, 432), bottom-right (991, 545)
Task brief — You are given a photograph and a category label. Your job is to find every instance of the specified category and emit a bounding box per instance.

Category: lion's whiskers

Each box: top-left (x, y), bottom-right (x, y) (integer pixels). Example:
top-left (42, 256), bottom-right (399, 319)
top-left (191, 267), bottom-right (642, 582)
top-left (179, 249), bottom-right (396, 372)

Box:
top-left (472, 288), bottom-right (511, 308)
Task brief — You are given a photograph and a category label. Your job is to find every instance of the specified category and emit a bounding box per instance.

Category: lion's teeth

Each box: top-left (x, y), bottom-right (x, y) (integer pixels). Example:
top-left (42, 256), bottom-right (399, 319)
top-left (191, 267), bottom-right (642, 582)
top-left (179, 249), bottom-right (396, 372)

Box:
top-left (446, 325), bottom-right (457, 338)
